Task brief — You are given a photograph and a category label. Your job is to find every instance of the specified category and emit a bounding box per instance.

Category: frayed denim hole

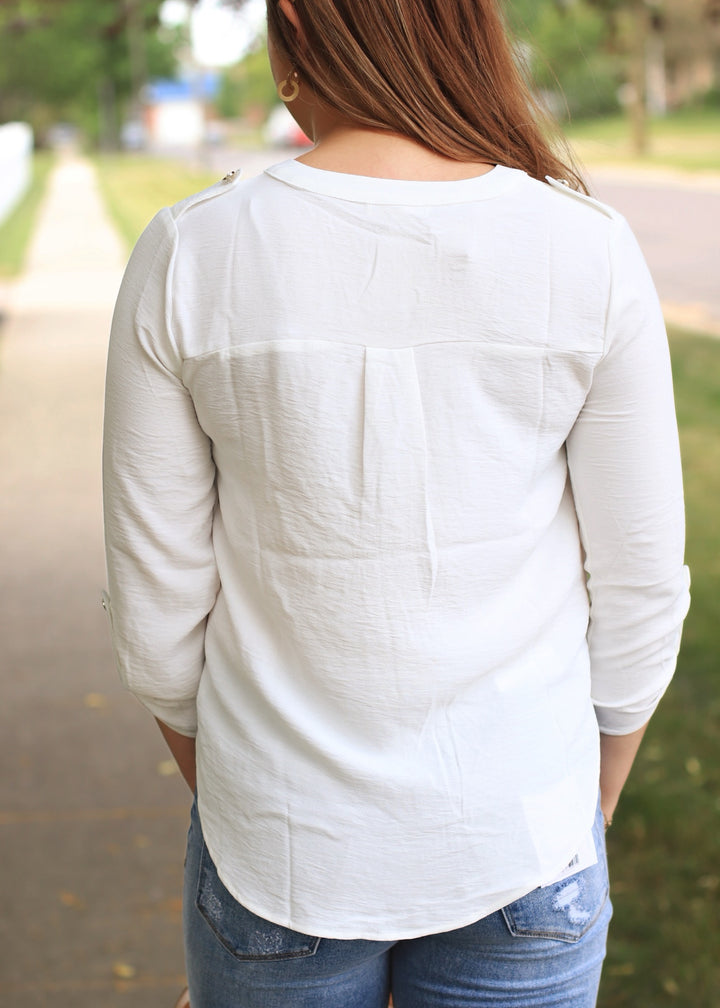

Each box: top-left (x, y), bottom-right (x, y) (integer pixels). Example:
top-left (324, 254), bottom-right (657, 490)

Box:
top-left (501, 867), bottom-right (609, 943)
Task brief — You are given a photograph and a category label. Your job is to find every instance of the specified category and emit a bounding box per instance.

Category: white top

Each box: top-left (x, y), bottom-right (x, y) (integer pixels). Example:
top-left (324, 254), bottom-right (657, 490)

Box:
top-left (103, 159), bottom-right (690, 940)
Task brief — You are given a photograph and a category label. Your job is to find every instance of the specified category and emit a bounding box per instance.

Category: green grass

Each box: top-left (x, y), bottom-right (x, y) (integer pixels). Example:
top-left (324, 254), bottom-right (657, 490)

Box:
top-left (565, 108), bottom-right (720, 173)
top-left (0, 152), bottom-right (54, 277)
top-left (94, 154), bottom-right (221, 250)
top-left (599, 328), bottom-right (720, 1007)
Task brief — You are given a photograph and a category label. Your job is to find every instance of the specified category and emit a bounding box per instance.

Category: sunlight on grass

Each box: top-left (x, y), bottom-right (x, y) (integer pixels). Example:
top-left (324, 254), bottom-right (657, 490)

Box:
top-left (565, 110), bottom-right (720, 173)
top-left (0, 152), bottom-right (54, 277)
top-left (94, 154), bottom-right (220, 250)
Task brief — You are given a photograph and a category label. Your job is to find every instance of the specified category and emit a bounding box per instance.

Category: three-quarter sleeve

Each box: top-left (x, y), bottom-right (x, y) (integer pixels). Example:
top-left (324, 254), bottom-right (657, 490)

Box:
top-left (102, 209), bottom-right (219, 736)
top-left (566, 215), bottom-right (690, 735)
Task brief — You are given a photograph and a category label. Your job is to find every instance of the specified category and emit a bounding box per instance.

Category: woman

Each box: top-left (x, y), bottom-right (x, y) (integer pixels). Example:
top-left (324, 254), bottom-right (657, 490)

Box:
top-left (102, 1), bottom-right (690, 1005)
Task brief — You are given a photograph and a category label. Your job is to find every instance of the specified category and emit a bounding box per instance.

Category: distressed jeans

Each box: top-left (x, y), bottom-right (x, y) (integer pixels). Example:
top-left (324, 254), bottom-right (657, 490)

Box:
top-left (183, 798), bottom-right (611, 1008)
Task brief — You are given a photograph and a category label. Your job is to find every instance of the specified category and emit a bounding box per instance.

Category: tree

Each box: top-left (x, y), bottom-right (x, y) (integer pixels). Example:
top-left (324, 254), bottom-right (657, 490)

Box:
top-left (584, 0), bottom-right (720, 147)
top-left (581, 0), bottom-right (656, 151)
top-left (508, 0), bottom-right (718, 152)
top-left (0, 1), bottom-right (177, 147)
top-left (216, 40), bottom-right (278, 123)
top-left (505, 1), bottom-right (621, 120)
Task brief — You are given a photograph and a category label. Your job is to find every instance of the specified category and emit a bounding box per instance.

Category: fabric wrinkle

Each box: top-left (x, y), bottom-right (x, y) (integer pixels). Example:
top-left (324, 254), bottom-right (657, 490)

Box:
top-left (103, 159), bottom-right (689, 940)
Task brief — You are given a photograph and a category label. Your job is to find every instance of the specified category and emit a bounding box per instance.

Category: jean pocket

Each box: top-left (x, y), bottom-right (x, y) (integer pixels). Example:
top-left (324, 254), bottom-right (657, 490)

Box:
top-left (501, 816), bottom-right (610, 943)
top-left (195, 842), bottom-right (321, 961)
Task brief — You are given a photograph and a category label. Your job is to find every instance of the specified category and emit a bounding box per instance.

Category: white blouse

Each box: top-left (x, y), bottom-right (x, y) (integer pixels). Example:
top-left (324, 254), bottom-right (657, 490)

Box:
top-left (103, 160), bottom-right (689, 940)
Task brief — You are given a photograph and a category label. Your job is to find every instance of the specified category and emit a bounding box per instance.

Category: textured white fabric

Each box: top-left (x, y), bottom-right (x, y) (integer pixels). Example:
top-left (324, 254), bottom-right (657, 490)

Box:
top-left (103, 160), bottom-right (689, 939)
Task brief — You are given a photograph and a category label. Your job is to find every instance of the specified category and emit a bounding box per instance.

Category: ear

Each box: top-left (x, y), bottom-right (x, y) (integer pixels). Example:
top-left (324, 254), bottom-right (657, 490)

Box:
top-left (277, 0), bottom-right (306, 45)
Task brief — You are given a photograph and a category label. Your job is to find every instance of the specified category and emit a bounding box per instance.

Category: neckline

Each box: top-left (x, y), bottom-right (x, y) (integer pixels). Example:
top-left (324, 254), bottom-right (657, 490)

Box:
top-left (264, 158), bottom-right (523, 206)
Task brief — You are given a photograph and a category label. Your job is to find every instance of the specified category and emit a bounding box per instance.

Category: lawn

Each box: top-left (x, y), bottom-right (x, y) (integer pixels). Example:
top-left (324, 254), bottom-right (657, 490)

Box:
top-left (565, 108), bottom-right (720, 174)
top-left (0, 152), bottom-right (54, 277)
top-left (599, 328), bottom-right (720, 1007)
top-left (94, 154), bottom-right (220, 250)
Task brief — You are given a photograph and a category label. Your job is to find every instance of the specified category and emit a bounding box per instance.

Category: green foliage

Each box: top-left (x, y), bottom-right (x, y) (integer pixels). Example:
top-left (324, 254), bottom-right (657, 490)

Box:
top-left (94, 154), bottom-right (220, 249)
top-left (505, 0), bottom-right (621, 119)
top-left (686, 86), bottom-right (720, 110)
top-left (565, 107), bottom-right (720, 171)
top-left (0, 152), bottom-right (54, 277)
top-left (509, 0), bottom-right (720, 123)
top-left (536, 2), bottom-right (621, 117)
top-left (584, 0), bottom-right (628, 13)
top-left (217, 40), bottom-right (277, 121)
top-left (0, 1), bottom-right (176, 146)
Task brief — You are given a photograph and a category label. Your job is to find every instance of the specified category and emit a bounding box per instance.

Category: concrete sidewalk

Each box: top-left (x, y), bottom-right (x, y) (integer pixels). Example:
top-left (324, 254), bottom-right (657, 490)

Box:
top-left (0, 157), bottom-right (191, 1007)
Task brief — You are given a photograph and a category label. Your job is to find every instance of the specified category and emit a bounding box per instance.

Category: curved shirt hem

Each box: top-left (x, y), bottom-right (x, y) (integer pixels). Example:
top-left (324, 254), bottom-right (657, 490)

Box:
top-left (197, 805), bottom-right (596, 942)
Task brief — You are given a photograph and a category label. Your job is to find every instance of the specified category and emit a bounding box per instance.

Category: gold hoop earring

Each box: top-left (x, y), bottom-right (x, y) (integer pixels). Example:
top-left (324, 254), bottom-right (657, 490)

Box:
top-left (278, 69), bottom-right (300, 103)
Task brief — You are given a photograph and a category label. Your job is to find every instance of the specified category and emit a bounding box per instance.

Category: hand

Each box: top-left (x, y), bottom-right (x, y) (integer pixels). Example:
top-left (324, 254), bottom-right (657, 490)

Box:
top-left (599, 722), bottom-right (649, 828)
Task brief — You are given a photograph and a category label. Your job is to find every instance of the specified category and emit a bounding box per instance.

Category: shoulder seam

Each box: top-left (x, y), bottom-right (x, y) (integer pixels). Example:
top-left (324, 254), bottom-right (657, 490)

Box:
top-left (544, 176), bottom-right (616, 220)
top-left (169, 169), bottom-right (243, 223)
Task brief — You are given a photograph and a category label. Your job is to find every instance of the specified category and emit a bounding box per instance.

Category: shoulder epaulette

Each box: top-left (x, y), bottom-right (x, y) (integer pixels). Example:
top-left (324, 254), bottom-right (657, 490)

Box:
top-left (545, 176), bottom-right (616, 220)
top-left (170, 167), bottom-right (244, 222)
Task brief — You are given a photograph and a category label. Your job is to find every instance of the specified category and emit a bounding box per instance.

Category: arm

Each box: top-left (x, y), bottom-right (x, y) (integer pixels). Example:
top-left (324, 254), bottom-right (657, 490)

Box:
top-left (566, 216), bottom-right (689, 795)
top-left (103, 208), bottom-right (219, 737)
top-left (599, 723), bottom-right (647, 827)
top-left (156, 718), bottom-right (197, 793)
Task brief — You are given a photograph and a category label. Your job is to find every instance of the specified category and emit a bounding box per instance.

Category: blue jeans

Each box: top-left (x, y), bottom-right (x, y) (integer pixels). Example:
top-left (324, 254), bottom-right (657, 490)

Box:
top-left (183, 799), bottom-right (611, 1007)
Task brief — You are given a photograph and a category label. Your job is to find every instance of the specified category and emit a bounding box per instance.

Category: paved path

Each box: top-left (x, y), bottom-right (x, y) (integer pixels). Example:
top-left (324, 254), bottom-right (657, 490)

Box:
top-left (0, 157), bottom-right (191, 1008)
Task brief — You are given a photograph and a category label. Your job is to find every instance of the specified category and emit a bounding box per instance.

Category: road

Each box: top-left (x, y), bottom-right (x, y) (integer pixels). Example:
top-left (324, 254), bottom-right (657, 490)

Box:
top-left (590, 169), bottom-right (720, 335)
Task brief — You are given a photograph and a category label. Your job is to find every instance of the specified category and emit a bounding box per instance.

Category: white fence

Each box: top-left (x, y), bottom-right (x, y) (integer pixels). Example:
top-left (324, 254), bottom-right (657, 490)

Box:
top-left (0, 122), bottom-right (33, 227)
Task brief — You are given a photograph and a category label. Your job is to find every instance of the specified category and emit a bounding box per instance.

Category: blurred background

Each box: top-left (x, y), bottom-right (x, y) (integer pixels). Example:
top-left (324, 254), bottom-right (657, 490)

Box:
top-left (1, 0), bottom-right (720, 161)
top-left (0, 2), bottom-right (718, 1006)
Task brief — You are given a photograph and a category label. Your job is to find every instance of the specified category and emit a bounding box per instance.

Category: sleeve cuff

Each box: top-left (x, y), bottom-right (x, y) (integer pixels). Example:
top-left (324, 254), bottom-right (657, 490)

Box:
top-left (594, 691), bottom-right (666, 736)
top-left (127, 692), bottom-right (198, 738)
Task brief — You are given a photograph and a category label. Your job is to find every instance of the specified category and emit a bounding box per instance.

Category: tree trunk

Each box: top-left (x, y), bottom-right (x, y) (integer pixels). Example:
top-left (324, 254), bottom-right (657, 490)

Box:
top-left (629, 0), bottom-right (650, 156)
top-left (98, 77), bottom-right (119, 151)
top-left (124, 0), bottom-right (148, 124)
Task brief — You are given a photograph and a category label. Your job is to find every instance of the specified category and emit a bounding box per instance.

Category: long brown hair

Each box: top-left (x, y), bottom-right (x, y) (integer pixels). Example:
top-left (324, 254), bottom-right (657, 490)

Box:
top-left (267, 0), bottom-right (586, 191)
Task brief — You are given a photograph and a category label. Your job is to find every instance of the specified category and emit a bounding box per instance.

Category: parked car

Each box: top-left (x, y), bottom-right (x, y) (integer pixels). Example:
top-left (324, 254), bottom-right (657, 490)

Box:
top-left (263, 105), bottom-right (311, 148)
